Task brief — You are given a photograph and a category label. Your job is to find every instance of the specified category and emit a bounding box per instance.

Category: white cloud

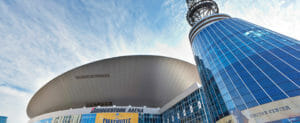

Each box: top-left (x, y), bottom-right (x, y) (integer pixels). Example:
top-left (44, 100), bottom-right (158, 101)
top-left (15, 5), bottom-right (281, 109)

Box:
top-left (0, 86), bottom-right (31, 123)
top-left (218, 0), bottom-right (300, 40)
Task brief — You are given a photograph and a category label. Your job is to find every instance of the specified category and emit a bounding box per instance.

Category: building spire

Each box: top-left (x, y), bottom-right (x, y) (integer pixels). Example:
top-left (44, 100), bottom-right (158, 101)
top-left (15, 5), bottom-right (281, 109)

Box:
top-left (186, 0), bottom-right (219, 26)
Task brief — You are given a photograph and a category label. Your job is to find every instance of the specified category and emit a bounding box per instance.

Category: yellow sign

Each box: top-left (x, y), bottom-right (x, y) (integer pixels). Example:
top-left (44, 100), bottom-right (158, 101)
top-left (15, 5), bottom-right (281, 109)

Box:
top-left (95, 113), bottom-right (138, 123)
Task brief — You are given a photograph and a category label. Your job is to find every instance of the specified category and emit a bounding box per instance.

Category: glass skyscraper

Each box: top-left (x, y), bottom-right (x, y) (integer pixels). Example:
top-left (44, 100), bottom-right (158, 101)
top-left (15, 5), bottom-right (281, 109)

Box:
top-left (186, 0), bottom-right (300, 122)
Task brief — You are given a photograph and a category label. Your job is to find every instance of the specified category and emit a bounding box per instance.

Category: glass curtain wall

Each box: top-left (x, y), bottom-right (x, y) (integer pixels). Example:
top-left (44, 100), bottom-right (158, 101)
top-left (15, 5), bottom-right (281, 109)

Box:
top-left (194, 57), bottom-right (229, 122)
top-left (162, 88), bottom-right (210, 123)
top-left (191, 17), bottom-right (300, 120)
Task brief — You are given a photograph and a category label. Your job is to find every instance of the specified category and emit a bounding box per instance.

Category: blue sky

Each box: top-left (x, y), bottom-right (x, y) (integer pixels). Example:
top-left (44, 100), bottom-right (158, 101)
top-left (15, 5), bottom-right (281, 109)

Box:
top-left (0, 0), bottom-right (299, 122)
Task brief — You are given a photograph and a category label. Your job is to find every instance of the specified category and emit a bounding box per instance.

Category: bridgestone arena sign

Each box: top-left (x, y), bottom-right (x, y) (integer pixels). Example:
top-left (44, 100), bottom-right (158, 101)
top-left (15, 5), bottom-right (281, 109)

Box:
top-left (91, 107), bottom-right (144, 113)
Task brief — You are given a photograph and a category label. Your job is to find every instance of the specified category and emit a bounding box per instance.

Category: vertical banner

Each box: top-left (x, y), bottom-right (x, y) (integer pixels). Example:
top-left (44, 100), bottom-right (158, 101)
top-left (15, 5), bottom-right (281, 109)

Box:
top-left (95, 113), bottom-right (138, 123)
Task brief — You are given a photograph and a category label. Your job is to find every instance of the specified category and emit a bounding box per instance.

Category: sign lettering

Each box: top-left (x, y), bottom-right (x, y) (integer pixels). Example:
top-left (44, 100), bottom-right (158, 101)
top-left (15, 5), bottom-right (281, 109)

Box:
top-left (76, 74), bottom-right (110, 79)
top-left (91, 107), bottom-right (144, 113)
top-left (250, 106), bottom-right (291, 118)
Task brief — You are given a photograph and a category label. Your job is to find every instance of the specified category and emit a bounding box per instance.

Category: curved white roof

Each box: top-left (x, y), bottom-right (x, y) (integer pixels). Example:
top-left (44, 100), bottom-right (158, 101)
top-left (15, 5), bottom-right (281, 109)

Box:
top-left (27, 55), bottom-right (200, 118)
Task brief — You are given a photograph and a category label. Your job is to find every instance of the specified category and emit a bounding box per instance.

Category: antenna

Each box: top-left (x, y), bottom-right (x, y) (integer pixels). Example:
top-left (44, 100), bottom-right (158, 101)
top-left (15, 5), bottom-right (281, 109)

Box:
top-left (186, 0), bottom-right (219, 26)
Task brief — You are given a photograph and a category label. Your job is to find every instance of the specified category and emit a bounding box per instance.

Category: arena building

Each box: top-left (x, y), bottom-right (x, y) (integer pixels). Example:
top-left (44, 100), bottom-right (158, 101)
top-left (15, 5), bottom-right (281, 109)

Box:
top-left (27, 55), bottom-right (210, 123)
top-left (28, 0), bottom-right (300, 122)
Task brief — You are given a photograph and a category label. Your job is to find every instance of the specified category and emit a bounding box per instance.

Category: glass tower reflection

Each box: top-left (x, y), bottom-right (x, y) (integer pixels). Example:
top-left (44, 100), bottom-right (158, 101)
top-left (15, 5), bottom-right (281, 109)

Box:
top-left (194, 57), bottom-right (229, 122)
top-left (190, 16), bottom-right (300, 121)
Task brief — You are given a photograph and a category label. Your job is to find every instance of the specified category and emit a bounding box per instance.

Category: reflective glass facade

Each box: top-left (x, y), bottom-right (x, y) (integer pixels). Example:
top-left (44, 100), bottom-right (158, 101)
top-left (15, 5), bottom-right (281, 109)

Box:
top-left (162, 88), bottom-right (209, 123)
top-left (194, 58), bottom-right (229, 122)
top-left (80, 114), bottom-right (95, 123)
top-left (138, 114), bottom-right (161, 123)
top-left (191, 17), bottom-right (300, 121)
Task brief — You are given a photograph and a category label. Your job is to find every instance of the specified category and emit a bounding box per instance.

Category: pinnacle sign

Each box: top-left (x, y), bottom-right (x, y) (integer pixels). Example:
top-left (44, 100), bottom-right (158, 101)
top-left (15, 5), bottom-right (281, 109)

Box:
top-left (95, 113), bottom-right (138, 123)
top-left (103, 118), bottom-right (131, 123)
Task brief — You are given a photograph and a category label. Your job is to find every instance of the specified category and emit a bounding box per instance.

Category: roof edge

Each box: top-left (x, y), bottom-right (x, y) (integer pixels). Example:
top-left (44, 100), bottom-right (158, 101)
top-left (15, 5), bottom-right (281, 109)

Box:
top-left (27, 55), bottom-right (197, 118)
